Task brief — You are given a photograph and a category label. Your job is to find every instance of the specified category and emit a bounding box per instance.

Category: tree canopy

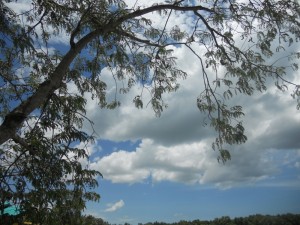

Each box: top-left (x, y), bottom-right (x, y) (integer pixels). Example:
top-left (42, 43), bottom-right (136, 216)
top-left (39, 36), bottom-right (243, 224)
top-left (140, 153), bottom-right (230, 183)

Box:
top-left (0, 0), bottom-right (300, 223)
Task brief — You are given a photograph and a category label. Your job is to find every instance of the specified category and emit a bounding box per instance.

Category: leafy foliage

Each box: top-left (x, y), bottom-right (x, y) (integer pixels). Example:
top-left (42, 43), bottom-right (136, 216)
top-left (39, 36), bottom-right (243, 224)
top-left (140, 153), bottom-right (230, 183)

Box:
top-left (0, 0), bottom-right (300, 222)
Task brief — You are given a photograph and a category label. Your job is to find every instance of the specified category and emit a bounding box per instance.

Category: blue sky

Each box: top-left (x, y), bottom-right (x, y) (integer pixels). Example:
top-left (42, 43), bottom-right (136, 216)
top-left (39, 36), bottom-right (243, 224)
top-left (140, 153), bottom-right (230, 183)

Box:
top-left (90, 181), bottom-right (300, 224)
top-left (83, 141), bottom-right (300, 224)
top-left (5, 0), bottom-right (300, 224)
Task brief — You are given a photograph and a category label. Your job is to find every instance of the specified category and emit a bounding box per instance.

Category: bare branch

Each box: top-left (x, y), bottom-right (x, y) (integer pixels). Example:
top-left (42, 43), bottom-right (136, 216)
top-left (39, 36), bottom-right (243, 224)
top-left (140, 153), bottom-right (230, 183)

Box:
top-left (118, 3), bottom-right (214, 23)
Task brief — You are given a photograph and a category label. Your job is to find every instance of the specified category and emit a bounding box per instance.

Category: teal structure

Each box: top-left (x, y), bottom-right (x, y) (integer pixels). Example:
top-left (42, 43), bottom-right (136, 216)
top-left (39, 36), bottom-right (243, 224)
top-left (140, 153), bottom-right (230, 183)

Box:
top-left (1, 202), bottom-right (20, 216)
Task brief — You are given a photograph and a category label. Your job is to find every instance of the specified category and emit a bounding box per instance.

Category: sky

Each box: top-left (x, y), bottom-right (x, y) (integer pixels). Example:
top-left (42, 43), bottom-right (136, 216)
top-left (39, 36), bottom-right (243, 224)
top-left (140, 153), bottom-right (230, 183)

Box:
top-left (5, 0), bottom-right (300, 224)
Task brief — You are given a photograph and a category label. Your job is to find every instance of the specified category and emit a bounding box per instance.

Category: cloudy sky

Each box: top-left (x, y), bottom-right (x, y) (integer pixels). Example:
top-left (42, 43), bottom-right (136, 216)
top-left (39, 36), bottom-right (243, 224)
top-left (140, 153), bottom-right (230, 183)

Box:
top-left (84, 52), bottom-right (300, 223)
top-left (6, 0), bottom-right (300, 224)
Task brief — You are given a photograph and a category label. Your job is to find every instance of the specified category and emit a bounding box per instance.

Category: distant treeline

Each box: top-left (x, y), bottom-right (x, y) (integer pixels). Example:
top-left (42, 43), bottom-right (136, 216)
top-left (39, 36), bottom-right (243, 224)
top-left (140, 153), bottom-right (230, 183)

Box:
top-left (82, 213), bottom-right (300, 225)
top-left (141, 214), bottom-right (300, 225)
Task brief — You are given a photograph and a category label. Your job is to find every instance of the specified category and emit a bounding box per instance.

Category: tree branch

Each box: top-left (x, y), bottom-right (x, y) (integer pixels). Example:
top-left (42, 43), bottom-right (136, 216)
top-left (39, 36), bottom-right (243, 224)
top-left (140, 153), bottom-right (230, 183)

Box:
top-left (115, 29), bottom-right (162, 47)
top-left (0, 3), bottom-right (214, 145)
top-left (0, 26), bottom-right (113, 145)
top-left (118, 3), bottom-right (214, 22)
top-left (116, 29), bottom-right (193, 49)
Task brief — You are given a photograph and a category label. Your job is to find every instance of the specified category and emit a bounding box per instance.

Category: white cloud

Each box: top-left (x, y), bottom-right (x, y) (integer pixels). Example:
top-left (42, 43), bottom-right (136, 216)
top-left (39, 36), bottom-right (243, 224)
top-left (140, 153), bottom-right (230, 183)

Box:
top-left (80, 33), bottom-right (300, 187)
top-left (5, 0), bottom-right (71, 45)
top-left (7, 0), bottom-right (299, 189)
top-left (83, 44), bottom-right (211, 145)
top-left (83, 32), bottom-right (300, 188)
top-left (75, 140), bottom-right (102, 156)
top-left (5, 0), bottom-right (32, 15)
top-left (105, 200), bottom-right (125, 212)
top-left (92, 149), bottom-right (150, 184)
top-left (90, 138), bottom-right (290, 188)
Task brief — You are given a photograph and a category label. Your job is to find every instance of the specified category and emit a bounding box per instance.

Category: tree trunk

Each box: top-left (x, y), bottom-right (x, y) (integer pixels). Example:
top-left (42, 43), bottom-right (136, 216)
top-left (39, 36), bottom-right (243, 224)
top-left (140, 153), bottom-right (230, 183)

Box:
top-left (0, 30), bottom-right (99, 145)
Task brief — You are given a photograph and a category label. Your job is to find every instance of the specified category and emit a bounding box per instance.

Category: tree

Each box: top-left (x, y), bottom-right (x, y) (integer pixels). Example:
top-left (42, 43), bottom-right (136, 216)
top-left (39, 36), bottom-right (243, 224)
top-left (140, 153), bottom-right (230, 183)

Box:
top-left (0, 0), bottom-right (299, 222)
top-left (212, 216), bottom-right (234, 225)
top-left (81, 215), bottom-right (110, 225)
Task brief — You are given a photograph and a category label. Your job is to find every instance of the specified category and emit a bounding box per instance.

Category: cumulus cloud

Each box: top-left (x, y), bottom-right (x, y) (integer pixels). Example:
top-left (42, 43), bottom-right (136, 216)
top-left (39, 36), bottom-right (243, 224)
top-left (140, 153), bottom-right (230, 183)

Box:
top-left (56, 0), bottom-right (298, 189)
top-left (5, 0), bottom-right (73, 45)
top-left (90, 138), bottom-right (292, 188)
top-left (5, 0), bottom-right (31, 14)
top-left (105, 200), bottom-right (125, 212)
top-left (85, 41), bottom-right (300, 188)
top-left (82, 35), bottom-right (300, 188)
top-left (8, 0), bottom-right (299, 189)
top-left (83, 44), bottom-right (213, 145)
